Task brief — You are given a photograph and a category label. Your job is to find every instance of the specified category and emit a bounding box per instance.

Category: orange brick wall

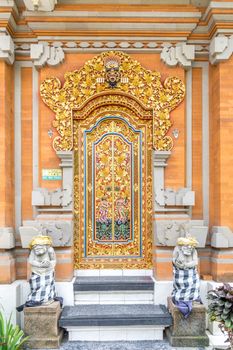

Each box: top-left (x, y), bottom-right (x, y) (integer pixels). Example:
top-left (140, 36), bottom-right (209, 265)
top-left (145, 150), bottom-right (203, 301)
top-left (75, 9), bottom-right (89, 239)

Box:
top-left (209, 57), bottom-right (233, 229)
top-left (0, 62), bottom-right (14, 227)
top-left (218, 58), bottom-right (233, 228)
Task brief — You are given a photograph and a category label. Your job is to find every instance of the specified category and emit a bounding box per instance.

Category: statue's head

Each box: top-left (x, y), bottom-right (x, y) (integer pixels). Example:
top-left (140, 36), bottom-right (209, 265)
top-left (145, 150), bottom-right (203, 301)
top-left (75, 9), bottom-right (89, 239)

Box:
top-left (177, 235), bottom-right (198, 255)
top-left (29, 235), bottom-right (52, 256)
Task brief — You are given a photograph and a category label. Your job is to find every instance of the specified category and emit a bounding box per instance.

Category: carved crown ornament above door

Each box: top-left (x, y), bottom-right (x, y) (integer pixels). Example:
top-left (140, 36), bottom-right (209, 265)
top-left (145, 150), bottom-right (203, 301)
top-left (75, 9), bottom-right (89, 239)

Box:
top-left (40, 51), bottom-right (185, 152)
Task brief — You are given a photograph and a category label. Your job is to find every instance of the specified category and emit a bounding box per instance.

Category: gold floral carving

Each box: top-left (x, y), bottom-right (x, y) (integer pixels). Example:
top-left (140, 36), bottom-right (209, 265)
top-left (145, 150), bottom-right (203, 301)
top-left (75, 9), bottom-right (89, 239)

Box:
top-left (40, 51), bottom-right (185, 151)
top-left (40, 51), bottom-right (185, 269)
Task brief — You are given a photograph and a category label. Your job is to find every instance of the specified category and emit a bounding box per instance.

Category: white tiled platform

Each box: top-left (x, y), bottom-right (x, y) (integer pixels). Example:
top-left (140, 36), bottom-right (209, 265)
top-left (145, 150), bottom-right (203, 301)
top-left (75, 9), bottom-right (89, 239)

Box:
top-left (74, 290), bottom-right (154, 305)
top-left (67, 325), bottom-right (164, 341)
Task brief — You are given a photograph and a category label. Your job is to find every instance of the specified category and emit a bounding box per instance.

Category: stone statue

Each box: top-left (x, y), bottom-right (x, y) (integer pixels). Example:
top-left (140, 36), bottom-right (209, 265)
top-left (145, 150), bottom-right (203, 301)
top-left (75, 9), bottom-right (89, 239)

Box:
top-left (17, 235), bottom-right (59, 311)
top-left (27, 235), bottom-right (56, 306)
top-left (172, 235), bottom-right (201, 318)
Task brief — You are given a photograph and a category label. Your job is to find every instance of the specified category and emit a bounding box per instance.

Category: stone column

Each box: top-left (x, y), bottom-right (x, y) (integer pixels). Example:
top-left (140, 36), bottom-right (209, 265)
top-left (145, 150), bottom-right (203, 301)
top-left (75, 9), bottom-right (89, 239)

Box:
top-left (0, 47), bottom-right (16, 283)
top-left (56, 151), bottom-right (73, 209)
top-left (152, 151), bottom-right (171, 210)
top-left (56, 151), bottom-right (74, 281)
top-left (152, 151), bottom-right (172, 280)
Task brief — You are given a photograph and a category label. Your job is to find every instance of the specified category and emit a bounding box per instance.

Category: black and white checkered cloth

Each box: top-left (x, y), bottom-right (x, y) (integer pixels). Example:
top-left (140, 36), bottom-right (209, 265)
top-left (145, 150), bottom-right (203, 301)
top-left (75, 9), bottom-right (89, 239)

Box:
top-left (27, 272), bottom-right (56, 303)
top-left (172, 266), bottom-right (200, 302)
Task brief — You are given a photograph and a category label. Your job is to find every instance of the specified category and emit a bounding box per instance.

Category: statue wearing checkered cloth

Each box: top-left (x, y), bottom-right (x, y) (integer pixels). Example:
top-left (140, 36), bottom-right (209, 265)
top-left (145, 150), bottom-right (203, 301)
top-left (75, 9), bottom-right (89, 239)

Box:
top-left (27, 235), bottom-right (56, 306)
top-left (172, 236), bottom-right (201, 318)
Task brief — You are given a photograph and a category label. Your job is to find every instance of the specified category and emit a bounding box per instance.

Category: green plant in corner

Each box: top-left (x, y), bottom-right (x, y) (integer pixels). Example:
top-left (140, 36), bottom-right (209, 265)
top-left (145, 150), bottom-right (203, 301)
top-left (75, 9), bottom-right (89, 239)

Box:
top-left (0, 308), bottom-right (28, 350)
top-left (207, 283), bottom-right (233, 350)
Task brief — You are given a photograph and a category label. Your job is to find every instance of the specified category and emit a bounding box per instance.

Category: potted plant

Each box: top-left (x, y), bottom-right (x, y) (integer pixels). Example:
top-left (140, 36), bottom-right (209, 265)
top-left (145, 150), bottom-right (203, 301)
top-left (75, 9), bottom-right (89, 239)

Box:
top-left (208, 283), bottom-right (233, 350)
top-left (0, 308), bottom-right (28, 349)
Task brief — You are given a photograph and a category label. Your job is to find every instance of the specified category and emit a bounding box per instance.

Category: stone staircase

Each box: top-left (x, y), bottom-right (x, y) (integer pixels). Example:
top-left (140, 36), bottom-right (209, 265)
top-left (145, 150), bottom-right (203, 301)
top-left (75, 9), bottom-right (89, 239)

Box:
top-left (59, 275), bottom-right (172, 341)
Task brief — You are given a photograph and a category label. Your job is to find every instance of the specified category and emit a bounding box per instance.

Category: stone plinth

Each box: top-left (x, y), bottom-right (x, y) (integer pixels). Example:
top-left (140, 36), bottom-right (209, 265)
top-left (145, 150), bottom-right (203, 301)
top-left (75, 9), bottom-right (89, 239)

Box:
top-left (166, 297), bottom-right (209, 347)
top-left (24, 301), bottom-right (63, 348)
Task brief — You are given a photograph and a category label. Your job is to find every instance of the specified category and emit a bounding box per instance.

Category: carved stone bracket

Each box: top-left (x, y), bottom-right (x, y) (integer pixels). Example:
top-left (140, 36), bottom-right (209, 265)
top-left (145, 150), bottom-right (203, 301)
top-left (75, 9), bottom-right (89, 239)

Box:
top-left (161, 43), bottom-right (195, 69)
top-left (23, 0), bottom-right (57, 11)
top-left (30, 43), bottom-right (64, 69)
top-left (209, 35), bottom-right (233, 65)
top-left (0, 34), bottom-right (15, 65)
top-left (211, 226), bottom-right (233, 248)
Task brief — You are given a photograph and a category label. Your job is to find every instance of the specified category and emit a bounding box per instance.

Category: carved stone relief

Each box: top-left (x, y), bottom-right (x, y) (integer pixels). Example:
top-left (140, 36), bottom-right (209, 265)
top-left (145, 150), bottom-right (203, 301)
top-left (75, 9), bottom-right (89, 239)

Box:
top-left (20, 219), bottom-right (72, 248)
top-left (32, 186), bottom-right (72, 208)
top-left (155, 188), bottom-right (195, 207)
top-left (154, 219), bottom-right (208, 247)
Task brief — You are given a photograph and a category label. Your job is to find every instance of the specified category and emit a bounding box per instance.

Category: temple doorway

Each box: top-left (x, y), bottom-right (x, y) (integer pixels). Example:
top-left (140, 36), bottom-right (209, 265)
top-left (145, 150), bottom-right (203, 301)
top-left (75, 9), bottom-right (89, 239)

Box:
top-left (73, 95), bottom-right (153, 269)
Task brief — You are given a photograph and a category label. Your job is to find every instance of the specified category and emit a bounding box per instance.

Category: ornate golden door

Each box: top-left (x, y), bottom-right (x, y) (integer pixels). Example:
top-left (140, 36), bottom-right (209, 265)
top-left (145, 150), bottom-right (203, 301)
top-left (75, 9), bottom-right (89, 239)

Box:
top-left (73, 93), bottom-right (153, 269)
top-left (40, 51), bottom-right (185, 270)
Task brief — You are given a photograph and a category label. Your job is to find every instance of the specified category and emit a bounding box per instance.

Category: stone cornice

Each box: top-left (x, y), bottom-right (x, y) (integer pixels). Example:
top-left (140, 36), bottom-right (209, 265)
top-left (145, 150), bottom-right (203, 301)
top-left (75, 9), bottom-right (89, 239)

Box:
top-left (191, 1), bottom-right (233, 40)
top-left (1, 1), bottom-right (233, 43)
top-left (2, 3), bottom-right (202, 40)
top-left (1, 1), bottom-right (233, 65)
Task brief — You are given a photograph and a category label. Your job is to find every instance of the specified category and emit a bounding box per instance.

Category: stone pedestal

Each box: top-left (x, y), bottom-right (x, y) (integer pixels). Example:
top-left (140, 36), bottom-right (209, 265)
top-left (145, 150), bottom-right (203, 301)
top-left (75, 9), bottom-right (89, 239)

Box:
top-left (24, 301), bottom-right (63, 348)
top-left (166, 297), bottom-right (209, 347)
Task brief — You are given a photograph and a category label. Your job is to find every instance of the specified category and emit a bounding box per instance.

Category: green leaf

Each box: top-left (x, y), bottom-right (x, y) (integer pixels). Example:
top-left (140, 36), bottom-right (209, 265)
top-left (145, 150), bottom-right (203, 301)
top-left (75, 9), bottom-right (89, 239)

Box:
top-left (0, 308), bottom-right (28, 350)
top-left (223, 308), bottom-right (231, 315)
top-left (225, 301), bottom-right (232, 308)
top-left (225, 319), bottom-right (232, 329)
top-left (221, 314), bottom-right (228, 320)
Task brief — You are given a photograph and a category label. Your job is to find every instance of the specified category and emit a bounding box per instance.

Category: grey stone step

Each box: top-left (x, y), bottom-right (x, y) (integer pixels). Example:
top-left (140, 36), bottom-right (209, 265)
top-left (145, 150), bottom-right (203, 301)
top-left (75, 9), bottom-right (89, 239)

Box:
top-left (73, 276), bottom-right (154, 292)
top-left (59, 304), bottom-right (172, 327)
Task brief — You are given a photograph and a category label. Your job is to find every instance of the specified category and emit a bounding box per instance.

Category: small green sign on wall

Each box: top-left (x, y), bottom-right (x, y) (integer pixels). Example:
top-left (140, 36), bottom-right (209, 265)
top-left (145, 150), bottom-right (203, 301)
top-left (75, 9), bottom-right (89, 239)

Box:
top-left (42, 169), bottom-right (62, 180)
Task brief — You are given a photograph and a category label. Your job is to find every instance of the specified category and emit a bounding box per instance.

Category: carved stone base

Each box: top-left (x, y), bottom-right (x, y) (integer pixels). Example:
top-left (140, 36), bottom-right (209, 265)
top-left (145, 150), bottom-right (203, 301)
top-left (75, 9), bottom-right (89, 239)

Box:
top-left (24, 301), bottom-right (63, 349)
top-left (166, 297), bottom-right (209, 347)
top-left (166, 328), bottom-right (209, 347)
top-left (26, 332), bottom-right (63, 349)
